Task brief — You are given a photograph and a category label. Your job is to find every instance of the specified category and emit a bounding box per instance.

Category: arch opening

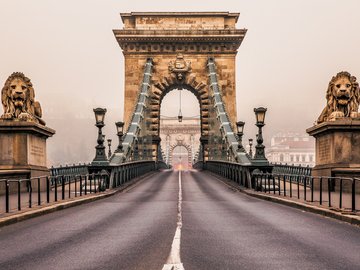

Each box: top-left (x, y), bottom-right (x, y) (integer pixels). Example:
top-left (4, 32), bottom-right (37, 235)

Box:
top-left (170, 145), bottom-right (191, 171)
top-left (158, 86), bottom-right (201, 166)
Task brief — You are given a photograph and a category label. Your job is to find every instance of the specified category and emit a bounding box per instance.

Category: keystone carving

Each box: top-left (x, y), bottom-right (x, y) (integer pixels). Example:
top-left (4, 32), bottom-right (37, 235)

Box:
top-left (168, 53), bottom-right (192, 82)
top-left (1, 72), bottom-right (45, 125)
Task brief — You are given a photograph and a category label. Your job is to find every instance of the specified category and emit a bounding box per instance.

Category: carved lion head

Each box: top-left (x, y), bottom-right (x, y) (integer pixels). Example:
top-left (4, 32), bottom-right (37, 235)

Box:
top-left (317, 71), bottom-right (360, 123)
top-left (1, 72), bottom-right (37, 120)
top-left (327, 72), bottom-right (358, 107)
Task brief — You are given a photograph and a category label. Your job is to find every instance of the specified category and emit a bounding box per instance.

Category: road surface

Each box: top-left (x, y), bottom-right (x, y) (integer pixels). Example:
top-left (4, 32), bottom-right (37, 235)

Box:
top-left (0, 170), bottom-right (359, 270)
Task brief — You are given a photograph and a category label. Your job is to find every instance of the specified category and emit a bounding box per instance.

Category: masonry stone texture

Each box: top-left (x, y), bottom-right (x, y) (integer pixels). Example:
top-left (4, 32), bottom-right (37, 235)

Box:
top-left (113, 12), bottom-right (247, 134)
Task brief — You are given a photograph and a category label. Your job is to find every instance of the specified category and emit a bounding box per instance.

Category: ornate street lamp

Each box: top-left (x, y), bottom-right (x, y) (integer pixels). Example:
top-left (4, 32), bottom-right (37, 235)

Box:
top-left (253, 107), bottom-right (267, 161)
top-left (94, 108), bottom-right (106, 125)
top-left (254, 107), bottom-right (267, 125)
top-left (107, 139), bottom-right (112, 158)
top-left (115, 121), bottom-right (124, 153)
top-left (248, 138), bottom-right (253, 158)
top-left (236, 121), bottom-right (245, 152)
top-left (92, 108), bottom-right (108, 164)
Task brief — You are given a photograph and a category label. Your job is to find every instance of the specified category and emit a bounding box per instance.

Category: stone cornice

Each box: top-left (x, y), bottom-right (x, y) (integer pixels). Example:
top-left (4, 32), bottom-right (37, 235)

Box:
top-left (114, 29), bottom-right (246, 54)
top-left (0, 120), bottom-right (56, 137)
top-left (307, 119), bottom-right (360, 136)
top-left (113, 29), bottom-right (246, 42)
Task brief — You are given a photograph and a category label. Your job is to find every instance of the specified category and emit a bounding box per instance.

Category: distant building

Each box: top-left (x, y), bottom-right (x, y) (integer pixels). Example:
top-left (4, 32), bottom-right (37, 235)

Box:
top-left (159, 116), bottom-right (201, 169)
top-left (266, 133), bottom-right (315, 167)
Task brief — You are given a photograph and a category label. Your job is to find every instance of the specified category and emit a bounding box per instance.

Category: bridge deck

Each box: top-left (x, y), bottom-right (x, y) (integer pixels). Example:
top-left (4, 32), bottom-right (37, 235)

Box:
top-left (0, 170), bottom-right (359, 270)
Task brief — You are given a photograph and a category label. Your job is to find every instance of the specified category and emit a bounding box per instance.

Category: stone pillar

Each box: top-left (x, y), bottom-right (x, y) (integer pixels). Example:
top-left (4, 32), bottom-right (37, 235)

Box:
top-left (307, 119), bottom-right (360, 178)
top-left (152, 135), bottom-right (161, 162)
top-left (0, 121), bottom-right (55, 191)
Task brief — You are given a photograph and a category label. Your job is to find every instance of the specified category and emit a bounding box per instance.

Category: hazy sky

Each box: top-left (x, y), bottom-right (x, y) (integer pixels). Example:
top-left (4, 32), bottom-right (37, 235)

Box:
top-left (1, 0), bottom-right (359, 165)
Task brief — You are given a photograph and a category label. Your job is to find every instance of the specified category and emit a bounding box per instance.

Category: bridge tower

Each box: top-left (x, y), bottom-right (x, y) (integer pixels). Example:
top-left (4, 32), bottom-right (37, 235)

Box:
top-left (113, 12), bottom-right (247, 160)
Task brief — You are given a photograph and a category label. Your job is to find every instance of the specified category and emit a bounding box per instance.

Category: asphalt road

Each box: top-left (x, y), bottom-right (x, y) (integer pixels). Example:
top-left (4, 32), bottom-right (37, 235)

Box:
top-left (0, 170), bottom-right (359, 270)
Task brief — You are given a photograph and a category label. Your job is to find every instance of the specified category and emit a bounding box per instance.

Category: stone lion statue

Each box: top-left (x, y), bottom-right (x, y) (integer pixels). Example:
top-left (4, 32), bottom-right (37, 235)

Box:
top-left (317, 71), bottom-right (360, 123)
top-left (1, 72), bottom-right (45, 125)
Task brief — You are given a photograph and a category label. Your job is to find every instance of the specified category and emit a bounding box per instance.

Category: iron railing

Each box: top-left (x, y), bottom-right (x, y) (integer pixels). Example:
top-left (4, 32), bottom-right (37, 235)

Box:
top-left (50, 163), bottom-right (89, 177)
top-left (1, 160), bottom-right (157, 215)
top-left (206, 160), bottom-right (253, 188)
top-left (110, 161), bottom-right (156, 188)
top-left (253, 173), bottom-right (359, 212)
top-left (0, 173), bottom-right (108, 214)
top-left (272, 163), bottom-right (312, 177)
top-left (203, 160), bottom-right (359, 213)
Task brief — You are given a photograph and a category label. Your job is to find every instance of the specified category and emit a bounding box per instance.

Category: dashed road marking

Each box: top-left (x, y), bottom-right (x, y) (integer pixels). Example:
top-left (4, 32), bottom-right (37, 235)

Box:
top-left (162, 170), bottom-right (185, 270)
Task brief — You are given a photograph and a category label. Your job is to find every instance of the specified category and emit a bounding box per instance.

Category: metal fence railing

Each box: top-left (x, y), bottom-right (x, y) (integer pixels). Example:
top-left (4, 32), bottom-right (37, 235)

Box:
top-left (202, 161), bottom-right (359, 213)
top-left (272, 163), bottom-right (312, 177)
top-left (253, 174), bottom-right (359, 212)
top-left (50, 164), bottom-right (89, 178)
top-left (205, 160), bottom-right (253, 188)
top-left (0, 173), bottom-right (107, 214)
top-left (1, 160), bottom-right (157, 215)
top-left (110, 161), bottom-right (156, 188)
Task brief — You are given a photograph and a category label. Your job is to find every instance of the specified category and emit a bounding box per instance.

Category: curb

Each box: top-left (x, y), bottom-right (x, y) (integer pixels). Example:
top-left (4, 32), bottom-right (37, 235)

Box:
top-left (0, 171), bottom-right (156, 228)
top-left (206, 171), bottom-right (360, 226)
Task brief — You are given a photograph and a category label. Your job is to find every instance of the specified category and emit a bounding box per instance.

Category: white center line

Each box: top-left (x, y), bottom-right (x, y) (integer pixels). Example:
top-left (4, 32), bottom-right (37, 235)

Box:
top-left (162, 170), bottom-right (185, 270)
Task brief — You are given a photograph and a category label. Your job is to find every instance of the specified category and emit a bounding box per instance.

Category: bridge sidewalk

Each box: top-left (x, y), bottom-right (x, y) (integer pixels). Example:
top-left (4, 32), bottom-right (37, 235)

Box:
top-left (206, 171), bottom-right (360, 226)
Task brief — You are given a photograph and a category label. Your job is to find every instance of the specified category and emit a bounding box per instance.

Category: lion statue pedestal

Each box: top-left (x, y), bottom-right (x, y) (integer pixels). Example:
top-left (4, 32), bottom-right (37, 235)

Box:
top-left (307, 119), bottom-right (360, 179)
top-left (0, 72), bottom-right (55, 193)
top-left (307, 71), bottom-right (360, 181)
top-left (0, 121), bottom-right (55, 179)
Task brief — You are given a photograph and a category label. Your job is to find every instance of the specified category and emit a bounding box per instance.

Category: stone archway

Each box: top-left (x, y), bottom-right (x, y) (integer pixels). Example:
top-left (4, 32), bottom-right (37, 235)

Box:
top-left (114, 12), bottom-right (246, 130)
top-left (169, 141), bottom-right (192, 168)
top-left (114, 12), bottom-right (247, 160)
top-left (148, 57), bottom-right (209, 138)
top-left (159, 117), bottom-right (201, 165)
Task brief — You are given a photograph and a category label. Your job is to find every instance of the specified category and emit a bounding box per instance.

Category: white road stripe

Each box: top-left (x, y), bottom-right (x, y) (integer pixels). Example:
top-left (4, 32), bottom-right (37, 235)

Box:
top-left (162, 171), bottom-right (185, 270)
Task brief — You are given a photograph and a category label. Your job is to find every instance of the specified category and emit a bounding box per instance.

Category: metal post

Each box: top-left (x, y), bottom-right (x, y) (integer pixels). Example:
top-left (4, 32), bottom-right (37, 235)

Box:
top-left (304, 176), bottom-right (307, 201)
top-left (5, 180), bottom-right (9, 213)
top-left (62, 176), bottom-right (65, 200)
top-left (75, 176), bottom-right (77, 197)
top-left (80, 175), bottom-right (83, 196)
top-left (55, 176), bottom-right (58, 202)
top-left (46, 176), bottom-right (50, 203)
top-left (38, 177), bottom-right (41, 206)
top-left (297, 175), bottom-right (300, 199)
top-left (328, 178), bottom-right (331, 207)
top-left (94, 175), bottom-right (97, 194)
top-left (311, 177), bottom-right (314, 202)
top-left (68, 176), bottom-right (71, 198)
top-left (278, 176), bottom-right (281, 195)
top-left (339, 178), bottom-right (343, 209)
top-left (29, 180), bottom-right (32, 208)
top-left (351, 179), bottom-right (356, 212)
top-left (273, 175), bottom-right (276, 194)
top-left (90, 174), bottom-right (93, 194)
top-left (85, 175), bottom-right (88, 195)
top-left (319, 177), bottom-right (323, 205)
top-left (18, 181), bottom-right (21, 211)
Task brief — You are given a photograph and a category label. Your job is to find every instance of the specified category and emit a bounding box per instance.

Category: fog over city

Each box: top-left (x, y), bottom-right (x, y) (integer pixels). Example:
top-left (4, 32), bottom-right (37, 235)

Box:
top-left (0, 0), bottom-right (359, 166)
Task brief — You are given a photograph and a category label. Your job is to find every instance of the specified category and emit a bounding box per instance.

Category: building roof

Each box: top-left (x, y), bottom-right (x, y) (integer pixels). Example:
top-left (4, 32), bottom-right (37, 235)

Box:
top-left (120, 12), bottom-right (240, 23)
